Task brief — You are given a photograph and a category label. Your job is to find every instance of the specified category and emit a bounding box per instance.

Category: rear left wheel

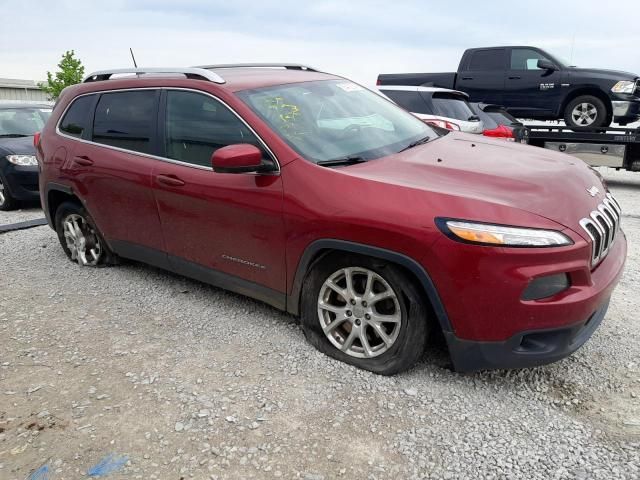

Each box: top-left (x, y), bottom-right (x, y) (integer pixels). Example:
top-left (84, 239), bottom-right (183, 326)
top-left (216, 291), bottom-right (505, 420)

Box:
top-left (300, 253), bottom-right (430, 375)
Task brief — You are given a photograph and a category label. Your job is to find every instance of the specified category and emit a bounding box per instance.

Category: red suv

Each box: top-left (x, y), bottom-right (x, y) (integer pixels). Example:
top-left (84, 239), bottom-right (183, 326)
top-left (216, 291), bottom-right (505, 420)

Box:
top-left (36, 65), bottom-right (626, 375)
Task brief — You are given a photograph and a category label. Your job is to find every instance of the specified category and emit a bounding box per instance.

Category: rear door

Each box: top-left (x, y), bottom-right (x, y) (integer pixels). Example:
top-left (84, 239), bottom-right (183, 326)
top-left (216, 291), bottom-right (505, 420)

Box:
top-left (152, 89), bottom-right (286, 297)
top-left (60, 89), bottom-right (167, 264)
top-left (456, 48), bottom-right (506, 104)
top-left (504, 47), bottom-right (564, 117)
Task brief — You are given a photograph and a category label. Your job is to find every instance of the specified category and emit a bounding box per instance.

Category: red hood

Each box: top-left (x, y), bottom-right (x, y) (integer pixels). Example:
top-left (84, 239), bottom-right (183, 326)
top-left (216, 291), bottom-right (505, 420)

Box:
top-left (343, 132), bottom-right (607, 236)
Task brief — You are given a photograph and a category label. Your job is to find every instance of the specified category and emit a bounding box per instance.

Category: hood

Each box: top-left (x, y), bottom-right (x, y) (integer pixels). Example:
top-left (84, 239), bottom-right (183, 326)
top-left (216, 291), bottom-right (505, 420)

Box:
top-left (567, 67), bottom-right (638, 82)
top-left (0, 136), bottom-right (35, 156)
top-left (343, 132), bottom-right (606, 234)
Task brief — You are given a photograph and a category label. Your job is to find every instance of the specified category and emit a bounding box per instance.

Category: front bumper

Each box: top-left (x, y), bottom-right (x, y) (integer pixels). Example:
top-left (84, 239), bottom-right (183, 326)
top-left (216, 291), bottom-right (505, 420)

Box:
top-left (1, 163), bottom-right (40, 201)
top-left (612, 99), bottom-right (640, 124)
top-left (445, 299), bottom-right (609, 372)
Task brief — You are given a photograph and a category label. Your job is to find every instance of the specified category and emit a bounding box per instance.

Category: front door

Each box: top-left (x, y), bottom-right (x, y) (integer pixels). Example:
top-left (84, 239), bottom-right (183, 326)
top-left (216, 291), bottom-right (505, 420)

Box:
top-left (503, 48), bottom-right (564, 118)
top-left (152, 89), bottom-right (286, 299)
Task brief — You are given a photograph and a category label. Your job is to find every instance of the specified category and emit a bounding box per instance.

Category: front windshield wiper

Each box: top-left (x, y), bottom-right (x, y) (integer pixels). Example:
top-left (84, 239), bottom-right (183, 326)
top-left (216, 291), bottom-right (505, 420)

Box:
top-left (0, 133), bottom-right (31, 138)
top-left (399, 135), bottom-right (431, 152)
top-left (316, 156), bottom-right (368, 167)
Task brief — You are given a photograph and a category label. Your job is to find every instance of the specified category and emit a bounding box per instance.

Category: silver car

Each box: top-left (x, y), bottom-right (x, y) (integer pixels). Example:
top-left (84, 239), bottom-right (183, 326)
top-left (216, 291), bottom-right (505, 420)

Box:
top-left (373, 85), bottom-right (484, 134)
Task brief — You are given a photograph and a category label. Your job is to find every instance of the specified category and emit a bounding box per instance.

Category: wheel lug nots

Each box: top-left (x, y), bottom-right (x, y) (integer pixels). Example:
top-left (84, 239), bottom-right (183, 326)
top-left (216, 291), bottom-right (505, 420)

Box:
top-left (350, 299), bottom-right (356, 305)
top-left (362, 301), bottom-right (367, 307)
top-left (365, 314), bottom-right (371, 320)
top-left (346, 310), bottom-right (352, 317)
top-left (355, 319), bottom-right (361, 326)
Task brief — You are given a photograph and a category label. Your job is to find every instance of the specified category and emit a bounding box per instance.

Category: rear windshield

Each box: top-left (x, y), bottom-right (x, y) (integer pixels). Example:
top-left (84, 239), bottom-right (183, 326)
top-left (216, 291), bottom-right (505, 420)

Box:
top-left (484, 109), bottom-right (519, 126)
top-left (0, 107), bottom-right (51, 137)
top-left (430, 93), bottom-right (475, 121)
top-left (380, 90), bottom-right (432, 115)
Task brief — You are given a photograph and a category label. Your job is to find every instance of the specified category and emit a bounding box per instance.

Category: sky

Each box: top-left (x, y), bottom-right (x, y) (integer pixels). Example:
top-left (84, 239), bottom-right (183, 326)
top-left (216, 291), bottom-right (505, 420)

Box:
top-left (1, 0), bottom-right (639, 85)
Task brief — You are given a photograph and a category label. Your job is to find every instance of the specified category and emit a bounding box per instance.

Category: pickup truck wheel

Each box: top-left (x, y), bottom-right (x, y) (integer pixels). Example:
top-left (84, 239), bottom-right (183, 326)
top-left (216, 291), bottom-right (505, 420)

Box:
top-left (54, 201), bottom-right (119, 267)
top-left (300, 253), bottom-right (429, 375)
top-left (564, 96), bottom-right (608, 128)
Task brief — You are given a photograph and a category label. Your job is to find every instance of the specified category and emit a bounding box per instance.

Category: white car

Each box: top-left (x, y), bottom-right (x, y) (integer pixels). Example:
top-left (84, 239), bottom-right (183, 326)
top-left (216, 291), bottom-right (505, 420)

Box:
top-left (372, 85), bottom-right (484, 134)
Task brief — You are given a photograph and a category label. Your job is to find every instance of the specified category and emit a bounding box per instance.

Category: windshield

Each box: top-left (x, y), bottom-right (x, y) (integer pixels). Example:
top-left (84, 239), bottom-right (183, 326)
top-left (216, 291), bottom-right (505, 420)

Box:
top-left (0, 107), bottom-right (51, 137)
top-left (431, 93), bottom-right (476, 122)
top-left (237, 80), bottom-right (435, 163)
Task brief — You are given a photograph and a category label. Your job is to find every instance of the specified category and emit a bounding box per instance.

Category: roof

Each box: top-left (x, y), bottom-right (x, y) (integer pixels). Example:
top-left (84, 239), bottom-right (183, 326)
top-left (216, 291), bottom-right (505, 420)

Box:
top-left (80, 66), bottom-right (339, 93)
top-left (374, 85), bottom-right (469, 98)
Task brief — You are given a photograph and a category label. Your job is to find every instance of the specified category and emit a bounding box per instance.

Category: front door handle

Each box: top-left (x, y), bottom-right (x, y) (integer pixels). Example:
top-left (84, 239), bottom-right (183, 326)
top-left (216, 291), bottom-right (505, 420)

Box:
top-left (73, 155), bottom-right (93, 166)
top-left (508, 76), bottom-right (521, 80)
top-left (156, 174), bottom-right (186, 187)
top-left (461, 76), bottom-right (473, 80)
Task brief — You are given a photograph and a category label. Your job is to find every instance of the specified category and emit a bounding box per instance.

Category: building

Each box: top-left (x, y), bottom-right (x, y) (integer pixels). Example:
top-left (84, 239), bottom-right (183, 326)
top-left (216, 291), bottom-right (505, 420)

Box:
top-left (0, 78), bottom-right (50, 102)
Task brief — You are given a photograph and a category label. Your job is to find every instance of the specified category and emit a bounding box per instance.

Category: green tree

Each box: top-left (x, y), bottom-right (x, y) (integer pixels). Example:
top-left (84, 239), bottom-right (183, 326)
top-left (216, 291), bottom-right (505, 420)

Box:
top-left (39, 50), bottom-right (85, 100)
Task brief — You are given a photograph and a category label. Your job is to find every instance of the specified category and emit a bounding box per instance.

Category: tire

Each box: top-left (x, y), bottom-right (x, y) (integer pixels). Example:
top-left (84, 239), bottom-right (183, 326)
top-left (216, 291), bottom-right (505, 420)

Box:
top-left (300, 253), bottom-right (430, 375)
top-left (54, 201), bottom-right (119, 267)
top-left (0, 173), bottom-right (18, 211)
top-left (564, 95), bottom-right (608, 128)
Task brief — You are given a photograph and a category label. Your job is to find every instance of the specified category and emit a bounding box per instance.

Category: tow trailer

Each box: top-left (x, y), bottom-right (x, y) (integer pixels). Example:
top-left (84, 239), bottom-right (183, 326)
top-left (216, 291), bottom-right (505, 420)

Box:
top-left (528, 125), bottom-right (640, 171)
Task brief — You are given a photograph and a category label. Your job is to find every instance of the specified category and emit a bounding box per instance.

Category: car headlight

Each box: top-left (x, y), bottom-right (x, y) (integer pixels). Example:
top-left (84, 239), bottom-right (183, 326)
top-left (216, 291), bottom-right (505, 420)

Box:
top-left (611, 80), bottom-right (636, 94)
top-left (438, 219), bottom-right (573, 247)
top-left (6, 155), bottom-right (38, 166)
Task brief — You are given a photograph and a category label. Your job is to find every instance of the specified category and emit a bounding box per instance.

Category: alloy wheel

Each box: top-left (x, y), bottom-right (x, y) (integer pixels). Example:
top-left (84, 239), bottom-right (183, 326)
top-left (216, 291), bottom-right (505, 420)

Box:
top-left (317, 267), bottom-right (402, 358)
top-left (0, 179), bottom-right (5, 206)
top-left (62, 213), bottom-right (102, 266)
top-left (571, 102), bottom-right (598, 126)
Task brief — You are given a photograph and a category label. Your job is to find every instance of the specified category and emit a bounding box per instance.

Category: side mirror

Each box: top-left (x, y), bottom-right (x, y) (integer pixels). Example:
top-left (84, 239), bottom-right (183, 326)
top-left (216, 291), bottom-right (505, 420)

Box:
top-left (211, 144), bottom-right (264, 173)
top-left (537, 59), bottom-right (557, 71)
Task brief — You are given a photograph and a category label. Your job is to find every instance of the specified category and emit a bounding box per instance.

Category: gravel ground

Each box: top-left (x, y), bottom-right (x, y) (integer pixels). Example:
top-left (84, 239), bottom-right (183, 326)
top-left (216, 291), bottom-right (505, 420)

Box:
top-left (0, 168), bottom-right (639, 480)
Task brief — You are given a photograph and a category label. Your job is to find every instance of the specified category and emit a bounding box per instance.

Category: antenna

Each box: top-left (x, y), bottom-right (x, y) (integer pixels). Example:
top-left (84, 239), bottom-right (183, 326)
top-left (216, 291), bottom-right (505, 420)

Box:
top-left (129, 48), bottom-right (138, 68)
top-left (569, 33), bottom-right (575, 65)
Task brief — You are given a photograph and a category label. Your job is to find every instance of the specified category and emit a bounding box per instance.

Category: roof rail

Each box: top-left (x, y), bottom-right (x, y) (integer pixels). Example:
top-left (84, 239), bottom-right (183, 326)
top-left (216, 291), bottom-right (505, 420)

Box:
top-left (83, 68), bottom-right (225, 84)
top-left (196, 63), bottom-right (318, 72)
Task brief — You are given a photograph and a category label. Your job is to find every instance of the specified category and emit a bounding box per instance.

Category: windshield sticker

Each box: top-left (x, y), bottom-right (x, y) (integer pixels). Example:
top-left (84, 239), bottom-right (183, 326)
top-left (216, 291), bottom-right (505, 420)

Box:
top-left (336, 83), bottom-right (364, 92)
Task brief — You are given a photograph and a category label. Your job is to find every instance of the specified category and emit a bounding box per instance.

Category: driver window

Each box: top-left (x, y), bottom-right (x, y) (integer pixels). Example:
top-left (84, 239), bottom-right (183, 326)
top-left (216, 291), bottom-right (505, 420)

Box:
top-left (165, 90), bottom-right (273, 167)
top-left (510, 49), bottom-right (551, 71)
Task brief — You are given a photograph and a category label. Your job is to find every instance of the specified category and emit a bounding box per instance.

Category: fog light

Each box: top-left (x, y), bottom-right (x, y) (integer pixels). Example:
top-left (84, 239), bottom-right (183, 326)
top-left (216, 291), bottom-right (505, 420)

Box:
top-left (521, 273), bottom-right (570, 301)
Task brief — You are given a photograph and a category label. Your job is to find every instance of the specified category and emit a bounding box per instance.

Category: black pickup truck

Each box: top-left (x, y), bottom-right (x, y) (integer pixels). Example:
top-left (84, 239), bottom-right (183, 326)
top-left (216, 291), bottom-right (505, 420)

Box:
top-left (378, 46), bottom-right (640, 128)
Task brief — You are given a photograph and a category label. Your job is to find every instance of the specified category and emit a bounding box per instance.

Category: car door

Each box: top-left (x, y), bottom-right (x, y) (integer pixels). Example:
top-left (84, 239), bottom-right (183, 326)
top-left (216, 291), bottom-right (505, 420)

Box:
top-left (60, 89), bottom-right (167, 264)
top-left (503, 47), bottom-right (564, 118)
top-left (152, 89), bottom-right (286, 298)
top-left (455, 48), bottom-right (506, 105)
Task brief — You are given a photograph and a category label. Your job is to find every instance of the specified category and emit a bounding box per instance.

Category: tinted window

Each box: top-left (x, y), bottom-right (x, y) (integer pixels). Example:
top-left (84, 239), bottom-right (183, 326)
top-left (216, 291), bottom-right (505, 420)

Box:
top-left (467, 49), bottom-right (505, 71)
top-left (165, 90), bottom-right (272, 168)
top-left (381, 90), bottom-right (432, 114)
top-left (92, 90), bottom-right (157, 154)
top-left (469, 105), bottom-right (498, 129)
top-left (431, 93), bottom-right (475, 121)
top-left (60, 96), bottom-right (94, 138)
top-left (510, 48), bottom-right (551, 70)
top-left (485, 109), bottom-right (519, 125)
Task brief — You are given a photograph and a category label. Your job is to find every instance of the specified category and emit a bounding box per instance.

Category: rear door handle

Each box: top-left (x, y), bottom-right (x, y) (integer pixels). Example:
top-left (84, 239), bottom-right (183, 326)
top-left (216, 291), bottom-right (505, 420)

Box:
top-left (156, 174), bottom-right (185, 187)
top-left (461, 76), bottom-right (473, 80)
top-left (73, 155), bottom-right (93, 166)
top-left (508, 76), bottom-right (521, 80)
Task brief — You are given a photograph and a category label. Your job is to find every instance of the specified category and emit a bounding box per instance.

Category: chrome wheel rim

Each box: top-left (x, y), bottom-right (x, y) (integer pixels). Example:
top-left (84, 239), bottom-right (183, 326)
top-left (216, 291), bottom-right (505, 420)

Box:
top-left (317, 267), bottom-right (402, 358)
top-left (62, 214), bottom-right (102, 266)
top-left (0, 178), bottom-right (5, 206)
top-left (571, 102), bottom-right (598, 126)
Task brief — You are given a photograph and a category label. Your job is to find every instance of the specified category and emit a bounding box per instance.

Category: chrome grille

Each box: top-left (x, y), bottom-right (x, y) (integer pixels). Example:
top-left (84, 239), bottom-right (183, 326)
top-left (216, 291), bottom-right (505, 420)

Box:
top-left (579, 192), bottom-right (622, 266)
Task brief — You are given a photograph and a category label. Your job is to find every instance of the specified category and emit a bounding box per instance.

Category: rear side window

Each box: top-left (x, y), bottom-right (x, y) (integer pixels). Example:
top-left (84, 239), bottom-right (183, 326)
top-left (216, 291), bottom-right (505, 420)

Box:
top-left (431, 93), bottom-right (475, 121)
top-left (164, 90), bottom-right (272, 168)
top-left (59, 95), bottom-right (95, 138)
top-left (380, 90), bottom-right (432, 114)
top-left (467, 49), bottom-right (505, 71)
top-left (92, 90), bottom-right (157, 154)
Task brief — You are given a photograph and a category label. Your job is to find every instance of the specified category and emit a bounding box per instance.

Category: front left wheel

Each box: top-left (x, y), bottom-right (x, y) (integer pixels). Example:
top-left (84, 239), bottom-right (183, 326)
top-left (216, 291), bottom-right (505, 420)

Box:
top-left (54, 201), bottom-right (118, 266)
top-left (300, 253), bottom-right (430, 375)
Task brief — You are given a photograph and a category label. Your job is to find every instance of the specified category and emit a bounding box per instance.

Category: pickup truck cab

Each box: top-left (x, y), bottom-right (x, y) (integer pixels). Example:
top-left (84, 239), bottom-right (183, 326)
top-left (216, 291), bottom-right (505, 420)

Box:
top-left (378, 46), bottom-right (640, 128)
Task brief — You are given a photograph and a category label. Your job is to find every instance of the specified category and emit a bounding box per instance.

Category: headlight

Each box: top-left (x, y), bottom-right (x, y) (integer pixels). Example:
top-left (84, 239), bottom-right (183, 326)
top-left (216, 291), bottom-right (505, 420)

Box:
top-left (438, 219), bottom-right (573, 247)
top-left (6, 155), bottom-right (38, 166)
top-left (611, 81), bottom-right (636, 94)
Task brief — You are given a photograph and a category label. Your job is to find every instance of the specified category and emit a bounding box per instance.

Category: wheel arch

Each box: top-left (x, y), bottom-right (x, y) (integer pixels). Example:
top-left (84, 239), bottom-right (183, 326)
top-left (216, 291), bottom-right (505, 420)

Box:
top-left (45, 183), bottom-right (81, 228)
top-left (560, 87), bottom-right (612, 122)
top-left (287, 239), bottom-right (453, 333)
